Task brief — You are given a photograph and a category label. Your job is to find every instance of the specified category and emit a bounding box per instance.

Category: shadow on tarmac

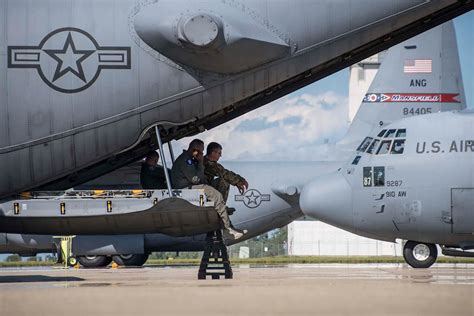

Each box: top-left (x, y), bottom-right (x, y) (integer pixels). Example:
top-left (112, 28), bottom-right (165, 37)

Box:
top-left (0, 275), bottom-right (84, 283)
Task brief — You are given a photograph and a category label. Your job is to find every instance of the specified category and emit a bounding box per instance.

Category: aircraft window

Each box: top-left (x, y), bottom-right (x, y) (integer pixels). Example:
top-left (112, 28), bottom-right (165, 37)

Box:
top-left (366, 139), bottom-right (380, 154)
top-left (352, 156), bottom-right (362, 165)
top-left (357, 137), bottom-right (373, 152)
top-left (384, 129), bottom-right (397, 138)
top-left (377, 140), bottom-right (392, 155)
top-left (377, 130), bottom-right (387, 138)
top-left (373, 167), bottom-right (385, 187)
top-left (396, 129), bottom-right (407, 138)
top-left (391, 139), bottom-right (405, 154)
top-left (363, 167), bottom-right (372, 187)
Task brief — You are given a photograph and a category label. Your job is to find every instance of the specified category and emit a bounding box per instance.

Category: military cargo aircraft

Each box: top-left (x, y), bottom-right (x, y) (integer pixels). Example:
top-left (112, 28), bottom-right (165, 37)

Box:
top-left (0, 161), bottom-right (337, 267)
top-left (0, 0), bottom-right (472, 202)
top-left (301, 112), bottom-right (474, 268)
top-left (300, 23), bottom-right (473, 268)
top-left (0, 21), bottom-right (466, 267)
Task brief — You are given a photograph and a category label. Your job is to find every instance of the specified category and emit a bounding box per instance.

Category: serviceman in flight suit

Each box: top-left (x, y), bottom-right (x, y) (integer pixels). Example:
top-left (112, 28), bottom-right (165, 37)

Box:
top-left (170, 139), bottom-right (246, 239)
top-left (204, 142), bottom-right (249, 202)
top-left (140, 151), bottom-right (167, 189)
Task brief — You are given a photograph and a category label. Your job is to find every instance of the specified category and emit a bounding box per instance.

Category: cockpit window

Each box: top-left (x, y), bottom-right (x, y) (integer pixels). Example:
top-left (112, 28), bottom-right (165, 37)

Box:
top-left (384, 129), bottom-right (397, 138)
top-left (377, 140), bottom-right (392, 155)
top-left (371, 129), bottom-right (406, 155)
top-left (373, 167), bottom-right (385, 187)
top-left (391, 139), bottom-right (405, 154)
top-left (366, 139), bottom-right (380, 154)
top-left (352, 156), bottom-right (362, 165)
top-left (357, 137), bottom-right (373, 152)
top-left (396, 129), bottom-right (406, 138)
top-left (377, 130), bottom-right (387, 138)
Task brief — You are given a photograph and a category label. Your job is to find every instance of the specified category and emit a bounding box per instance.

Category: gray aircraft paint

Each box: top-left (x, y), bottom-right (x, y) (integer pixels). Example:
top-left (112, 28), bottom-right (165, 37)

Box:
top-left (332, 20), bottom-right (466, 156)
top-left (301, 111), bottom-right (474, 248)
top-left (0, 0), bottom-right (471, 200)
top-left (300, 22), bottom-right (474, 249)
top-left (0, 20), bottom-right (466, 256)
top-left (0, 161), bottom-right (340, 255)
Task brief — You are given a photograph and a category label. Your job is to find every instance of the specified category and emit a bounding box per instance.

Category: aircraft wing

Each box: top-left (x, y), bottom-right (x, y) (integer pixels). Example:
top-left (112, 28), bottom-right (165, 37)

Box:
top-left (1, 1), bottom-right (472, 199)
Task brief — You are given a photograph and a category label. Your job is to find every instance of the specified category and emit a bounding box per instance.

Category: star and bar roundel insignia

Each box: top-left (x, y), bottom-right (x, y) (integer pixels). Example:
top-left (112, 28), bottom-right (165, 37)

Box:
top-left (8, 27), bottom-right (131, 94)
top-left (235, 189), bottom-right (271, 209)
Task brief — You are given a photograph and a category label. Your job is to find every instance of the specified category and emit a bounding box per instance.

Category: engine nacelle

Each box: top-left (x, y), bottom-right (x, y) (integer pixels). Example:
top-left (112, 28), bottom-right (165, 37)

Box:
top-left (134, 0), bottom-right (291, 74)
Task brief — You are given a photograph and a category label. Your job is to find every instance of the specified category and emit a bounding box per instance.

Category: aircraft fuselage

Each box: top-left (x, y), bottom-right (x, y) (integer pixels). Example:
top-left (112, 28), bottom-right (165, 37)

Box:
top-left (1, 0), bottom-right (471, 199)
top-left (301, 111), bottom-right (474, 248)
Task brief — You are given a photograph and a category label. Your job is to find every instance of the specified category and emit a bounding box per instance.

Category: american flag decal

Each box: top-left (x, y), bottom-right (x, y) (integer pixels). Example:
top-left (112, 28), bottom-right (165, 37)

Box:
top-left (404, 59), bottom-right (432, 73)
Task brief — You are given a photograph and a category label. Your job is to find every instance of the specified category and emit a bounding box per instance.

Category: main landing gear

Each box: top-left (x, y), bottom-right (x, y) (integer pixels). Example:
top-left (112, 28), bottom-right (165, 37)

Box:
top-left (74, 254), bottom-right (149, 268)
top-left (403, 240), bottom-right (438, 268)
top-left (76, 255), bottom-right (112, 268)
top-left (112, 254), bottom-right (149, 267)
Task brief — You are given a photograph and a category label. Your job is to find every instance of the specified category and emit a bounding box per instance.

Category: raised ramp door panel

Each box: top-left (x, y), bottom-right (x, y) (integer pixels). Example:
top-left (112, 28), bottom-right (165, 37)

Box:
top-left (452, 189), bottom-right (474, 234)
top-left (0, 198), bottom-right (220, 237)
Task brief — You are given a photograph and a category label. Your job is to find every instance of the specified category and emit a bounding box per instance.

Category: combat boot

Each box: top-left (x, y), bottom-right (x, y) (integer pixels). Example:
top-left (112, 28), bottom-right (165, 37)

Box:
top-left (226, 227), bottom-right (244, 239)
top-left (217, 204), bottom-right (246, 239)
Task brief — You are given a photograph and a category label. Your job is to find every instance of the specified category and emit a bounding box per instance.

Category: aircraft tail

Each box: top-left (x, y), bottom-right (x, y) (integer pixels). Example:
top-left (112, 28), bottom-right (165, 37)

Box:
top-left (340, 21), bottom-right (466, 146)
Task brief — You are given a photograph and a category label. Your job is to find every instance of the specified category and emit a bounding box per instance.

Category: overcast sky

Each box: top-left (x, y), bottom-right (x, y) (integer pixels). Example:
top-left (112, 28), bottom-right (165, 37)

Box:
top-left (175, 12), bottom-right (474, 161)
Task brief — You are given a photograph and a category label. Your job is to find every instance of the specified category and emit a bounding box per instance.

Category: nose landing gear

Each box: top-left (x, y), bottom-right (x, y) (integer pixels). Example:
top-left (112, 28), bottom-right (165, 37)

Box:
top-left (403, 240), bottom-right (438, 268)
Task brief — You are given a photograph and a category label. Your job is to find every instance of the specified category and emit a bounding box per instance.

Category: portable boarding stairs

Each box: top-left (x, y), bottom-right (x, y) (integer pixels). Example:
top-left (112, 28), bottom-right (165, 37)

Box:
top-left (198, 230), bottom-right (233, 279)
top-left (0, 126), bottom-right (233, 279)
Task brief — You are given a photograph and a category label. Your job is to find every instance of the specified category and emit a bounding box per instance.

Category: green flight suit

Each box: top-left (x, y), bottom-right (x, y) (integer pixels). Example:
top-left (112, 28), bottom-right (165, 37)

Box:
top-left (171, 151), bottom-right (233, 230)
top-left (140, 163), bottom-right (167, 189)
top-left (204, 157), bottom-right (246, 202)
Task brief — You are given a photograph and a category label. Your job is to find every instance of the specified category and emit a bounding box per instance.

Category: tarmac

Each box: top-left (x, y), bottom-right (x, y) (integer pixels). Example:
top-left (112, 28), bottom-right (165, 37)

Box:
top-left (0, 263), bottom-right (473, 316)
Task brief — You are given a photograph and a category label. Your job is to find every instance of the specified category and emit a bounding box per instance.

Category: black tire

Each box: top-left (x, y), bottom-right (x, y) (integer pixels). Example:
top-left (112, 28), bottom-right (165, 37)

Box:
top-left (68, 256), bottom-right (78, 267)
top-left (76, 255), bottom-right (112, 268)
top-left (403, 240), bottom-right (437, 268)
top-left (112, 254), bottom-right (149, 267)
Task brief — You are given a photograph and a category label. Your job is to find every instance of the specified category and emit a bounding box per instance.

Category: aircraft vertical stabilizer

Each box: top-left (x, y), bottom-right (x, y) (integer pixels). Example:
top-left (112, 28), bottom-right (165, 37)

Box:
top-left (341, 21), bottom-right (466, 146)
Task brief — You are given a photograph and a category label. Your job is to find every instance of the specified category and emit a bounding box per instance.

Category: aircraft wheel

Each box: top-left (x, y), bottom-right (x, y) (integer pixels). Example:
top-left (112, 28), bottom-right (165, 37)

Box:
top-left (112, 254), bottom-right (149, 267)
top-left (76, 255), bottom-right (112, 268)
top-left (403, 240), bottom-right (437, 268)
top-left (68, 256), bottom-right (78, 267)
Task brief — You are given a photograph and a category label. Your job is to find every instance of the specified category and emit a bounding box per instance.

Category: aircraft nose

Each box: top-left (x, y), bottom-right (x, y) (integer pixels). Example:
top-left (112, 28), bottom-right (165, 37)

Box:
top-left (300, 172), bottom-right (353, 228)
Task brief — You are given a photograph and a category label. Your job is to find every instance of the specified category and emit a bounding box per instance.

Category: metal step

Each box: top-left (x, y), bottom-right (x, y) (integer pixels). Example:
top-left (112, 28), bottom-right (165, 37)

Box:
top-left (198, 230), bottom-right (233, 280)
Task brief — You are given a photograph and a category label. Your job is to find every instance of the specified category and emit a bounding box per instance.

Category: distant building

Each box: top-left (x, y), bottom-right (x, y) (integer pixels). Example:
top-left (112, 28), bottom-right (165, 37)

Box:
top-left (288, 221), bottom-right (402, 256)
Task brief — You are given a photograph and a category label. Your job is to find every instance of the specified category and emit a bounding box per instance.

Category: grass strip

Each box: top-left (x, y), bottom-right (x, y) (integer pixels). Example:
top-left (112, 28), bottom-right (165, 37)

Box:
top-left (0, 261), bottom-right (57, 268)
top-left (146, 256), bottom-right (474, 265)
